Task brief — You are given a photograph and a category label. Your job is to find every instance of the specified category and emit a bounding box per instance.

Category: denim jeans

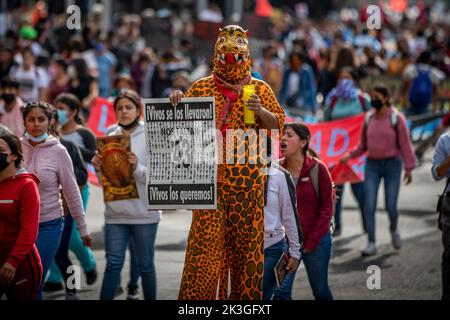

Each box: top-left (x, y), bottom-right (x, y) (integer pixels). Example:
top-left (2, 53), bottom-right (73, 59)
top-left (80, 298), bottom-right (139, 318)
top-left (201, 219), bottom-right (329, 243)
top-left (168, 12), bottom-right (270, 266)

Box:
top-left (54, 214), bottom-right (75, 292)
top-left (69, 184), bottom-right (96, 273)
top-left (100, 223), bottom-right (158, 300)
top-left (274, 233), bottom-right (333, 300)
top-left (334, 182), bottom-right (366, 232)
top-left (263, 238), bottom-right (297, 300)
top-left (35, 217), bottom-right (64, 300)
top-left (128, 239), bottom-right (140, 291)
top-left (364, 157), bottom-right (402, 243)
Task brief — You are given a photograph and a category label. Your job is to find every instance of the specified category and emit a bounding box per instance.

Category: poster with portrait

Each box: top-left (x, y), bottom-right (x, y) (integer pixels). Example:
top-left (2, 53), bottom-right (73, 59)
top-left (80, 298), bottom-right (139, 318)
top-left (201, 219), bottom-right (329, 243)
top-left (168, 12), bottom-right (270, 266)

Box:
top-left (97, 135), bottom-right (139, 202)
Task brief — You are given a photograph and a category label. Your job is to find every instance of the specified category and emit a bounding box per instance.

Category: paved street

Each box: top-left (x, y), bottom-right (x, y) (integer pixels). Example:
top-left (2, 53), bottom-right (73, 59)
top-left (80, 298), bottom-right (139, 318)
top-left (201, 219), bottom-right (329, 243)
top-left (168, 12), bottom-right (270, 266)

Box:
top-left (44, 150), bottom-right (443, 300)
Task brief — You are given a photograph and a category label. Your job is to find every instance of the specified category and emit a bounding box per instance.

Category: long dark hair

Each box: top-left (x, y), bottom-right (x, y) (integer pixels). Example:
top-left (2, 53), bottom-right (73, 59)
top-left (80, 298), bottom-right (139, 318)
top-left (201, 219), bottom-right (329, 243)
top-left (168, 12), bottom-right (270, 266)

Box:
top-left (114, 89), bottom-right (143, 115)
top-left (0, 125), bottom-right (23, 168)
top-left (283, 122), bottom-right (315, 156)
top-left (71, 58), bottom-right (89, 80)
top-left (372, 84), bottom-right (391, 106)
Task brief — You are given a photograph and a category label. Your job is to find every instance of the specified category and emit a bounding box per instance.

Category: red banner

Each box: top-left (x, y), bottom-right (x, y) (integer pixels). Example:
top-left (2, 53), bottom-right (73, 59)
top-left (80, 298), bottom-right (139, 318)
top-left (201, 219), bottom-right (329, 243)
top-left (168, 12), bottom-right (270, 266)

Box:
top-left (286, 114), bottom-right (367, 184)
top-left (86, 97), bottom-right (116, 137)
top-left (86, 97), bottom-right (116, 186)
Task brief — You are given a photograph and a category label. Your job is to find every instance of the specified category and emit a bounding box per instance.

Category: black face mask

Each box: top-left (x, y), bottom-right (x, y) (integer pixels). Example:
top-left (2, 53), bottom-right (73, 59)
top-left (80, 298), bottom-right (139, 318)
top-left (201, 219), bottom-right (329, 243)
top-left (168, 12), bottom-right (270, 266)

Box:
top-left (371, 99), bottom-right (384, 110)
top-left (118, 117), bottom-right (140, 131)
top-left (0, 152), bottom-right (10, 172)
top-left (1, 93), bottom-right (16, 105)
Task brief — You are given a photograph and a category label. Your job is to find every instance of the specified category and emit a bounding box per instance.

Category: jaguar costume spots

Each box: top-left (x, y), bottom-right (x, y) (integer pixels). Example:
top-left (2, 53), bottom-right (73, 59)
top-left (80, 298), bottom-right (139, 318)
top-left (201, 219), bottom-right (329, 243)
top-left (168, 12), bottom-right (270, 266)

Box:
top-left (178, 25), bottom-right (285, 300)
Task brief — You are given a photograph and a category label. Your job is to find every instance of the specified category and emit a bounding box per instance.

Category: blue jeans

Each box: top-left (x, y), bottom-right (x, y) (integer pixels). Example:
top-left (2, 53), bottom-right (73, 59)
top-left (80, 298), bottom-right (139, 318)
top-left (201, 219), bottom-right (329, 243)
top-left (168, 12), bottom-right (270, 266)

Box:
top-left (35, 217), bottom-right (64, 300)
top-left (364, 157), bottom-right (403, 243)
top-left (128, 239), bottom-right (140, 290)
top-left (100, 223), bottom-right (158, 300)
top-left (263, 238), bottom-right (296, 300)
top-left (69, 184), bottom-right (96, 273)
top-left (334, 182), bottom-right (366, 232)
top-left (274, 233), bottom-right (333, 300)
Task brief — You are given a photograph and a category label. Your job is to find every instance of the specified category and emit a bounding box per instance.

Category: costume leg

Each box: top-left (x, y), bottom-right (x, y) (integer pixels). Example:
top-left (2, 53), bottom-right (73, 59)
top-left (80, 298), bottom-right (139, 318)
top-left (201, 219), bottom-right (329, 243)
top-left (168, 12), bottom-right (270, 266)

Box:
top-left (178, 187), bottom-right (227, 300)
top-left (228, 186), bottom-right (264, 300)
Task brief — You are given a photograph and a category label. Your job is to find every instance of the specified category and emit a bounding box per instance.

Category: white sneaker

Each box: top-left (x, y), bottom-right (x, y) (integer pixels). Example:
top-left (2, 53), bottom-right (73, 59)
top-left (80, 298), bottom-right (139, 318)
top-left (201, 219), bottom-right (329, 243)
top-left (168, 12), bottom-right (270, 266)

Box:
top-left (65, 291), bottom-right (80, 300)
top-left (361, 242), bottom-right (377, 256)
top-left (391, 231), bottom-right (402, 250)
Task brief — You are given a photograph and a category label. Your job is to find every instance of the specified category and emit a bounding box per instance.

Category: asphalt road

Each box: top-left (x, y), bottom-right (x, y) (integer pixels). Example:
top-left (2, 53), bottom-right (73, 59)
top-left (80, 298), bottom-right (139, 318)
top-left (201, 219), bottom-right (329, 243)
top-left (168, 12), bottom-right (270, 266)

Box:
top-left (43, 150), bottom-right (444, 300)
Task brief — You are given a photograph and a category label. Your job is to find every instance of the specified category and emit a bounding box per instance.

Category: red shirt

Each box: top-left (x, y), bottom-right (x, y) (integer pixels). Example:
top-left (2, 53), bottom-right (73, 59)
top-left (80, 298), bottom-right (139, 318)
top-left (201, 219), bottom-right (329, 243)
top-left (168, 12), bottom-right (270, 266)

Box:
top-left (283, 156), bottom-right (334, 252)
top-left (0, 172), bottom-right (40, 268)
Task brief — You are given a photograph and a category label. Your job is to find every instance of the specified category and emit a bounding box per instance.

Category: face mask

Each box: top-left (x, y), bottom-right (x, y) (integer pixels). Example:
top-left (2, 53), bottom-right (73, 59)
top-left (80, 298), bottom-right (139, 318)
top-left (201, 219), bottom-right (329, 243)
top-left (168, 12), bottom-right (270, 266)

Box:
top-left (57, 109), bottom-right (69, 126)
top-left (25, 132), bottom-right (49, 143)
top-left (1, 93), bottom-right (16, 105)
top-left (338, 79), bottom-right (354, 88)
top-left (118, 117), bottom-right (140, 131)
top-left (371, 99), bottom-right (384, 110)
top-left (0, 152), bottom-right (11, 172)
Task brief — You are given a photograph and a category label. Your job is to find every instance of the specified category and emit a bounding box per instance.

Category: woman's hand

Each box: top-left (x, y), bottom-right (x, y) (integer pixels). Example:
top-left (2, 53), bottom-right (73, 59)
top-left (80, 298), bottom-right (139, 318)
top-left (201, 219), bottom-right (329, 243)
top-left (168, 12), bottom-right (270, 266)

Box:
top-left (340, 154), bottom-right (351, 163)
top-left (285, 257), bottom-right (299, 273)
top-left (0, 263), bottom-right (16, 284)
top-left (91, 152), bottom-right (103, 172)
top-left (82, 235), bottom-right (92, 248)
top-left (169, 90), bottom-right (184, 107)
top-left (128, 152), bottom-right (138, 172)
top-left (403, 171), bottom-right (412, 185)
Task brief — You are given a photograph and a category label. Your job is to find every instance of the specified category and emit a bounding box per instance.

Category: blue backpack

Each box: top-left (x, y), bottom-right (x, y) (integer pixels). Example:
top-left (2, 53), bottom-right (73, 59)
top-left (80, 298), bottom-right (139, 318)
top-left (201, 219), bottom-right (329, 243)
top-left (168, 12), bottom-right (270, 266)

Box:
top-left (408, 67), bottom-right (433, 107)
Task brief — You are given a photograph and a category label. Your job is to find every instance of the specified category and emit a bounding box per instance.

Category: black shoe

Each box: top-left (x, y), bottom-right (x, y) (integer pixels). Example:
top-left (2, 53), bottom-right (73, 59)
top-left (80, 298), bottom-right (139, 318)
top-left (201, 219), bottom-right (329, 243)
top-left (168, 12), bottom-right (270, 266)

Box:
top-left (127, 287), bottom-right (139, 300)
top-left (85, 267), bottom-right (98, 285)
top-left (333, 228), bottom-right (341, 237)
top-left (115, 286), bottom-right (124, 298)
top-left (43, 281), bottom-right (64, 292)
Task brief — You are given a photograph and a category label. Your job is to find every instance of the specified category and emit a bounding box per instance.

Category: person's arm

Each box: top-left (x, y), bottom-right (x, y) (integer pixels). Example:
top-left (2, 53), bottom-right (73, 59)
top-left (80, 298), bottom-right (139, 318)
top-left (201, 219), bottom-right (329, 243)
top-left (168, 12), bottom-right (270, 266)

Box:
top-left (5, 180), bottom-right (40, 269)
top-left (342, 122), bottom-right (367, 162)
top-left (278, 173), bottom-right (302, 261)
top-left (62, 140), bottom-right (88, 186)
top-left (82, 79), bottom-right (99, 111)
top-left (432, 135), bottom-right (450, 180)
top-left (247, 82), bottom-right (285, 131)
top-left (77, 128), bottom-right (97, 163)
top-left (303, 162), bottom-right (334, 252)
top-left (57, 147), bottom-right (90, 239)
top-left (397, 113), bottom-right (416, 184)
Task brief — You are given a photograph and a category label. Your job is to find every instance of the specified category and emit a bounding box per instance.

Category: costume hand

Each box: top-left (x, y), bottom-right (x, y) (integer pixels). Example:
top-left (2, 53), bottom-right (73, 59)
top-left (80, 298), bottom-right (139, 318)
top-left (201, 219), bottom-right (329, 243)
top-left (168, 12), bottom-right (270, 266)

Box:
top-left (169, 90), bottom-right (184, 107)
top-left (246, 94), bottom-right (263, 116)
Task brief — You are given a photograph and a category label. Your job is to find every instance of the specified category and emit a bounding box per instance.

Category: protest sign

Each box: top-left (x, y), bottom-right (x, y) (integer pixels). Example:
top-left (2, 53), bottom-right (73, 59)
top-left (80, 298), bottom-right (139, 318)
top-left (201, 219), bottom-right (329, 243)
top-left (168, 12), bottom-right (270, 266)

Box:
top-left (143, 97), bottom-right (217, 210)
top-left (97, 135), bottom-right (139, 202)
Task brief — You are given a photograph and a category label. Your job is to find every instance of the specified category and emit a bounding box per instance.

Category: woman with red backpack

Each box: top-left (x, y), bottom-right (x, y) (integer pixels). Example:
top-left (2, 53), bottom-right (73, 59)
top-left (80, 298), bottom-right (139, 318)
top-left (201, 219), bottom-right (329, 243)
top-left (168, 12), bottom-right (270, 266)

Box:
top-left (275, 122), bottom-right (334, 300)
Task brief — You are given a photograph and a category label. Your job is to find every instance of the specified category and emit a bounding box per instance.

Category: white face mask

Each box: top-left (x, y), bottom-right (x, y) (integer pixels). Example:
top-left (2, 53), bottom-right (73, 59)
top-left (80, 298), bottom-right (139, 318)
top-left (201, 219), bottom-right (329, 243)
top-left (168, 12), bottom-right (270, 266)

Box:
top-left (25, 132), bottom-right (49, 143)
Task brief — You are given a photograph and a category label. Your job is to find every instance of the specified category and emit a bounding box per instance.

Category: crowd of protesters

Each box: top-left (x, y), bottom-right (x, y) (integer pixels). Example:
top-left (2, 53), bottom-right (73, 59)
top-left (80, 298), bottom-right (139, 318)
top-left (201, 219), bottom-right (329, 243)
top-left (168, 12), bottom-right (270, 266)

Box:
top-left (1, 1), bottom-right (450, 301)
